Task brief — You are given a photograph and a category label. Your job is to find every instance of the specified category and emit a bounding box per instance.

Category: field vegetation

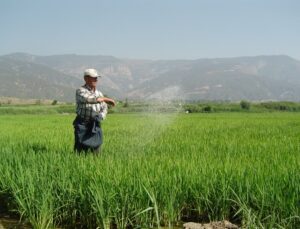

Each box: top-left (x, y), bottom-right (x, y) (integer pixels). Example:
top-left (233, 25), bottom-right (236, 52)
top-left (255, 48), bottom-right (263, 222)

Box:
top-left (2, 100), bottom-right (300, 115)
top-left (0, 111), bottom-right (299, 228)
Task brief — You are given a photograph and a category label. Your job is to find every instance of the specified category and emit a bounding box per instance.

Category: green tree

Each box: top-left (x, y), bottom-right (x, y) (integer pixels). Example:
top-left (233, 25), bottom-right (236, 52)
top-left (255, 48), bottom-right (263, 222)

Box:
top-left (240, 100), bottom-right (251, 110)
top-left (123, 98), bottom-right (129, 108)
top-left (203, 105), bottom-right (212, 112)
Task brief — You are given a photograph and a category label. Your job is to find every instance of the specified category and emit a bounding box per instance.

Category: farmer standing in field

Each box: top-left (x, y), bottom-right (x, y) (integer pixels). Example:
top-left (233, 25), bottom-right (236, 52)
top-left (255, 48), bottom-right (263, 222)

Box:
top-left (73, 68), bottom-right (115, 154)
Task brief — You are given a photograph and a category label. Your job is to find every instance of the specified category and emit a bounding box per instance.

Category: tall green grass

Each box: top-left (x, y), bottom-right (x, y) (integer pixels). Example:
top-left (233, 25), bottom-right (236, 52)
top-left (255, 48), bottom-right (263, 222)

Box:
top-left (0, 113), bottom-right (299, 228)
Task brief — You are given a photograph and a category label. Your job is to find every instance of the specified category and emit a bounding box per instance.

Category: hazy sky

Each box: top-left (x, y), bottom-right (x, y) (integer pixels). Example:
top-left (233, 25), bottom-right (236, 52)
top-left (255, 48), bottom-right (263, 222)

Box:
top-left (1, 0), bottom-right (299, 60)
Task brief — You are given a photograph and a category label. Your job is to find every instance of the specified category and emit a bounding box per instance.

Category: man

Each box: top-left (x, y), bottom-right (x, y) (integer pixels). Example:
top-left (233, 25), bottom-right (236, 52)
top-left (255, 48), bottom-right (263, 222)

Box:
top-left (73, 68), bottom-right (115, 154)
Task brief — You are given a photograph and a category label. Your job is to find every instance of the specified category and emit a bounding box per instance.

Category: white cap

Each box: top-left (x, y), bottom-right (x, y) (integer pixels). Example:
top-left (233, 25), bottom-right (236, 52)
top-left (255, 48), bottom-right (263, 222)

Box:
top-left (84, 68), bottom-right (101, 78)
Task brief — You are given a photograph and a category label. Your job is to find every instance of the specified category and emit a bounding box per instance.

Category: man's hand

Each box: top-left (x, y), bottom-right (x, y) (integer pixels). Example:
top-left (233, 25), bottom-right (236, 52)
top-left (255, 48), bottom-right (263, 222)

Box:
top-left (97, 97), bottom-right (116, 106)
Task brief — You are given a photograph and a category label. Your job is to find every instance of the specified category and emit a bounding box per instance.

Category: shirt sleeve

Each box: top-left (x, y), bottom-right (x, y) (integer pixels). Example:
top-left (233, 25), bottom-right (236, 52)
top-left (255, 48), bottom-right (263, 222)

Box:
top-left (97, 91), bottom-right (108, 120)
top-left (76, 88), bottom-right (98, 104)
top-left (100, 102), bottom-right (108, 120)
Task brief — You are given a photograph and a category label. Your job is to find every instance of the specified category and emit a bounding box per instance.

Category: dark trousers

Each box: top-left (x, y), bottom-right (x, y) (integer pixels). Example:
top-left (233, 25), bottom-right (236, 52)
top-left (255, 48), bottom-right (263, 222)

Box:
top-left (74, 139), bottom-right (101, 155)
top-left (73, 116), bottom-right (103, 155)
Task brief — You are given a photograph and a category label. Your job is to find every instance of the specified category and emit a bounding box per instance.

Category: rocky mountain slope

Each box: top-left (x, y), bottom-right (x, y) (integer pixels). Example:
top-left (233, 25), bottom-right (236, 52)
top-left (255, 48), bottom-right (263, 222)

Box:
top-left (1, 53), bottom-right (300, 102)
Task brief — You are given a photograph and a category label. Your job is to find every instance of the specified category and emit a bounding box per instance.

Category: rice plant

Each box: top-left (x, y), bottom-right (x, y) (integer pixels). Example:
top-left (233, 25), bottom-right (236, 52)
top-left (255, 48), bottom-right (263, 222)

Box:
top-left (0, 113), bottom-right (299, 228)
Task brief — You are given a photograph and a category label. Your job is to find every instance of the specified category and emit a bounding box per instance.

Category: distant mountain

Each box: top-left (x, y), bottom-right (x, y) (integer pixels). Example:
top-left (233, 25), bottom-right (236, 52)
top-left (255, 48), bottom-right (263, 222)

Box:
top-left (1, 53), bottom-right (300, 102)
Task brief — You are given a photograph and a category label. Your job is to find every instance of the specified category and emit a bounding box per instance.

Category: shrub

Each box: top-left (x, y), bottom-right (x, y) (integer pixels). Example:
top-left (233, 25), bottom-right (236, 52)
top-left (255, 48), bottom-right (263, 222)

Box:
top-left (52, 100), bottom-right (58, 105)
top-left (240, 100), bottom-right (251, 110)
top-left (203, 105), bottom-right (212, 112)
top-left (123, 98), bottom-right (129, 108)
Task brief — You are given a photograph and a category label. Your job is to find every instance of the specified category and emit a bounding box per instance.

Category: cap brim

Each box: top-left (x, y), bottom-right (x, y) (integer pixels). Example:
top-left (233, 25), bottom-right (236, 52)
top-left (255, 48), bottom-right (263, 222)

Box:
top-left (85, 75), bottom-right (101, 78)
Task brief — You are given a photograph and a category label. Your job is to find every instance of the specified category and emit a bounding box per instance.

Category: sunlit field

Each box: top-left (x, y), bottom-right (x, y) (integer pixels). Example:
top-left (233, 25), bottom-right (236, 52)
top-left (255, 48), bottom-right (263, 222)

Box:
top-left (0, 113), bottom-right (299, 228)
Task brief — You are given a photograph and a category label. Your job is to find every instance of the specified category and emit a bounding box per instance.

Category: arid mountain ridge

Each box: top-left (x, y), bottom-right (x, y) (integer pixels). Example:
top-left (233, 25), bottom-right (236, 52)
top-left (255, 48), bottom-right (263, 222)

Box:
top-left (1, 53), bottom-right (300, 102)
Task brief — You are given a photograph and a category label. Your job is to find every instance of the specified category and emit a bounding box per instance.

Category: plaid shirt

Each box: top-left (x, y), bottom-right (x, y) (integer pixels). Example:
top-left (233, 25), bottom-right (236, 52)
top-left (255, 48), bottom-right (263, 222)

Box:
top-left (75, 85), bottom-right (108, 121)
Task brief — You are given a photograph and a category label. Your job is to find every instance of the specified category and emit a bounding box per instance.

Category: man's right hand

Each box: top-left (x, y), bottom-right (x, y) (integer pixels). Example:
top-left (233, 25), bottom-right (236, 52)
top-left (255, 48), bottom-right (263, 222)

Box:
top-left (97, 97), bottom-right (116, 106)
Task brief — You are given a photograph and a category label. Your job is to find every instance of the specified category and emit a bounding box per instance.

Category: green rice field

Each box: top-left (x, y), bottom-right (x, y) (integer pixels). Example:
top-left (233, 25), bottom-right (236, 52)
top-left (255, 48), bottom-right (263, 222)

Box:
top-left (0, 113), bottom-right (299, 228)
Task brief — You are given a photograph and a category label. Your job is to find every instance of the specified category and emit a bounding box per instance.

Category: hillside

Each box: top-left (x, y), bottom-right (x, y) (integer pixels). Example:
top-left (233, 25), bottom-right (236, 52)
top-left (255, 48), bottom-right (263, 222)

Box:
top-left (1, 53), bottom-right (300, 102)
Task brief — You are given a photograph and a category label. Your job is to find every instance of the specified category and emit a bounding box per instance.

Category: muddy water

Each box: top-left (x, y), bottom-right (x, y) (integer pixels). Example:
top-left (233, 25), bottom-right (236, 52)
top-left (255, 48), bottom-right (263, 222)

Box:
top-left (0, 217), bottom-right (31, 229)
top-left (0, 219), bottom-right (181, 229)
top-left (0, 218), bottom-right (181, 229)
top-left (0, 218), bottom-right (238, 229)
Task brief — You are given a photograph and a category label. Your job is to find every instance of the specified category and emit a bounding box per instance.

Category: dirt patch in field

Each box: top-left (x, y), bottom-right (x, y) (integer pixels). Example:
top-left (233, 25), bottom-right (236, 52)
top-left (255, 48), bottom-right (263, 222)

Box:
top-left (184, 220), bottom-right (239, 229)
